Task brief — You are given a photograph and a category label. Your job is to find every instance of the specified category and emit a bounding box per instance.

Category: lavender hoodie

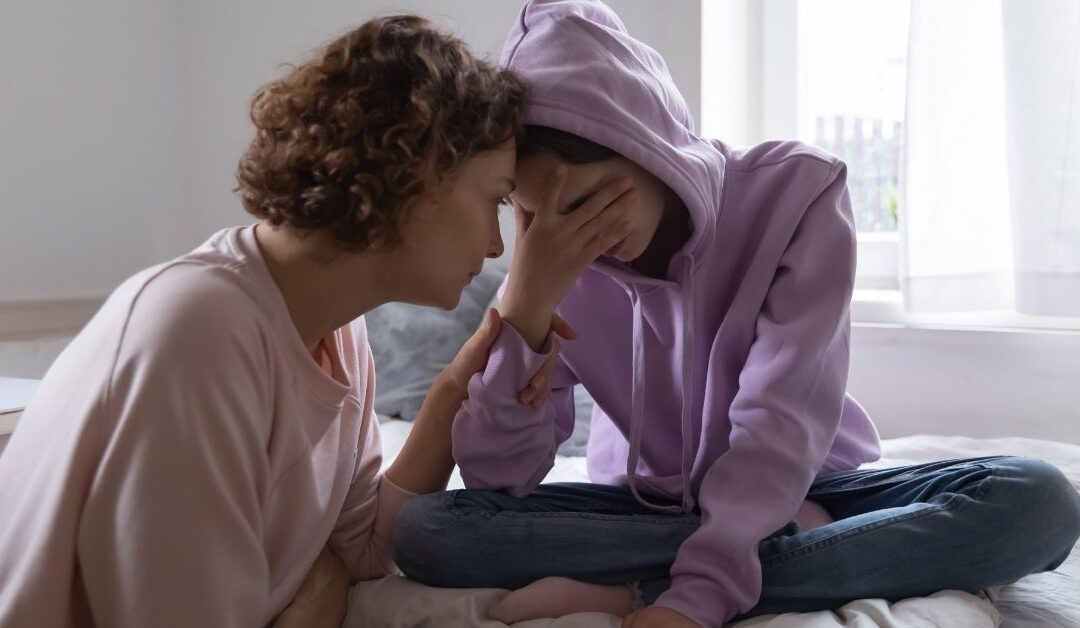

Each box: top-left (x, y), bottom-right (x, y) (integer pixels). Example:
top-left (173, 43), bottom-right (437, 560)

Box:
top-left (452, 1), bottom-right (882, 624)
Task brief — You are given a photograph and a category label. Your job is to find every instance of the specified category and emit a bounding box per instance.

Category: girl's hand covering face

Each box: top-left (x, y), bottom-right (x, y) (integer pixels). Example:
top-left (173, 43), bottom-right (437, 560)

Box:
top-left (500, 166), bottom-right (636, 348)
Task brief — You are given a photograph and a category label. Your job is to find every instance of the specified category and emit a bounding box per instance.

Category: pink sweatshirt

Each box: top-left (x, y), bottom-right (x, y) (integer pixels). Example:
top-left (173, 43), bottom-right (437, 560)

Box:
top-left (0, 225), bottom-right (414, 627)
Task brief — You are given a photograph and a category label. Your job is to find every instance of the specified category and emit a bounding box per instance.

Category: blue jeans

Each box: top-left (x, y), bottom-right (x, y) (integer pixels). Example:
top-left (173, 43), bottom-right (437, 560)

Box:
top-left (394, 456), bottom-right (1080, 619)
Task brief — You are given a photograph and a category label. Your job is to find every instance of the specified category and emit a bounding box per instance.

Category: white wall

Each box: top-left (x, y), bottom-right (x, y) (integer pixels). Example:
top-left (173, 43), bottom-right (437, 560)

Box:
top-left (0, 0), bottom-right (186, 302)
top-left (179, 0), bottom-right (701, 244)
top-left (0, 0), bottom-right (702, 305)
top-left (848, 325), bottom-right (1080, 445)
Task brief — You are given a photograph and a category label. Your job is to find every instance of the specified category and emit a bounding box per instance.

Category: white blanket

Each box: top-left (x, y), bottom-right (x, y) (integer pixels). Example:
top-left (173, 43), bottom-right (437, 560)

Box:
top-left (347, 424), bottom-right (1080, 627)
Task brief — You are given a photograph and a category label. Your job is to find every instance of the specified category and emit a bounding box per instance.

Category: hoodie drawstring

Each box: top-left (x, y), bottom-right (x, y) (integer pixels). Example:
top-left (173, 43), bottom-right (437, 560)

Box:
top-left (678, 271), bottom-right (697, 513)
top-left (624, 276), bottom-right (698, 514)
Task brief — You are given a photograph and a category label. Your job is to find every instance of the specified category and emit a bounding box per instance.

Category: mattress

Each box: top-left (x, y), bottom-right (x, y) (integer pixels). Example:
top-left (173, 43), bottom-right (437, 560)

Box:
top-left (348, 421), bottom-right (1080, 627)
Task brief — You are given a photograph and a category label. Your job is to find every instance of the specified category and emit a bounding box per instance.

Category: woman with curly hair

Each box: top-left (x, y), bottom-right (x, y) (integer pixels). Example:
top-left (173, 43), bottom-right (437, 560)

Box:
top-left (0, 15), bottom-right (622, 627)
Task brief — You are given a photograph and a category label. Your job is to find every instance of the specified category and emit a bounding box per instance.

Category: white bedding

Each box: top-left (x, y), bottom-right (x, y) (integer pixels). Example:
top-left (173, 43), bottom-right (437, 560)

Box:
top-left (348, 420), bottom-right (1080, 628)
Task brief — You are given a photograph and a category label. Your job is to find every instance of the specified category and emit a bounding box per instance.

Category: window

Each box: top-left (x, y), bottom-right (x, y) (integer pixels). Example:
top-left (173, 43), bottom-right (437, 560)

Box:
top-left (703, 1), bottom-right (1080, 330)
top-left (702, 0), bottom-right (909, 291)
top-left (798, 0), bottom-right (909, 235)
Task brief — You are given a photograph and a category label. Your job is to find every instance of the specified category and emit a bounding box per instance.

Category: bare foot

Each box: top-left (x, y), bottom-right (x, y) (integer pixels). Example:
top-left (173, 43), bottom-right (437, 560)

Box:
top-left (487, 576), bottom-right (634, 623)
top-left (795, 499), bottom-right (834, 530)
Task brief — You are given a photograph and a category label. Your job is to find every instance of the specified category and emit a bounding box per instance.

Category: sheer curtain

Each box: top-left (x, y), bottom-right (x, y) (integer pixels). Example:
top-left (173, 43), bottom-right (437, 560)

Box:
top-left (900, 0), bottom-right (1080, 318)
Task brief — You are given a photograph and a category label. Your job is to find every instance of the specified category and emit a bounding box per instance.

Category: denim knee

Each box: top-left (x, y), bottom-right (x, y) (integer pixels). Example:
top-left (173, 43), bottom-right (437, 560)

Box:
top-left (393, 491), bottom-right (461, 586)
top-left (989, 457), bottom-right (1080, 570)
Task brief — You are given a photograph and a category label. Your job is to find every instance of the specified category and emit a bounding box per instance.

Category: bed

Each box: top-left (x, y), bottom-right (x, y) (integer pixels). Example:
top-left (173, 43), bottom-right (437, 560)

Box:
top-left (2, 255), bottom-right (1077, 626)
top-left (345, 419), bottom-right (1080, 628)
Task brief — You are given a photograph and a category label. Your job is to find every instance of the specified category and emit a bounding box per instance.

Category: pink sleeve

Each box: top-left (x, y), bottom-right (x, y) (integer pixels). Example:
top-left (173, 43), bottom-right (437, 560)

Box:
top-left (77, 289), bottom-right (275, 627)
top-left (329, 345), bottom-right (418, 581)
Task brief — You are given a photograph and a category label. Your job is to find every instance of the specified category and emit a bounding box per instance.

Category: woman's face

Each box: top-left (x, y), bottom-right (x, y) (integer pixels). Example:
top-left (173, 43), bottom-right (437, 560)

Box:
top-left (397, 139), bottom-right (515, 309)
top-left (510, 150), bottom-right (667, 263)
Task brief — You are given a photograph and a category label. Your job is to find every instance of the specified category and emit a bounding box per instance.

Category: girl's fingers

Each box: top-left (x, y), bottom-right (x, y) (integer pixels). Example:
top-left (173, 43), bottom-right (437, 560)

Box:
top-left (527, 380), bottom-right (551, 408)
top-left (577, 186), bottom-right (636, 245)
top-left (519, 350), bottom-right (557, 404)
top-left (585, 218), bottom-right (633, 258)
top-left (551, 314), bottom-right (577, 340)
top-left (566, 177), bottom-right (634, 230)
top-left (538, 344), bottom-right (560, 375)
top-left (527, 369), bottom-right (553, 396)
top-left (534, 165), bottom-right (567, 224)
top-left (512, 198), bottom-right (534, 236)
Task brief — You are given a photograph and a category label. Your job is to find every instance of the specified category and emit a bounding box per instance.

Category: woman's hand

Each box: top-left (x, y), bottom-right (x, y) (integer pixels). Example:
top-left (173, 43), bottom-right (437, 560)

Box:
top-left (272, 545), bottom-right (350, 628)
top-left (390, 308), bottom-right (577, 495)
top-left (440, 308), bottom-right (576, 407)
top-left (501, 165), bottom-right (635, 351)
top-left (622, 606), bottom-right (701, 628)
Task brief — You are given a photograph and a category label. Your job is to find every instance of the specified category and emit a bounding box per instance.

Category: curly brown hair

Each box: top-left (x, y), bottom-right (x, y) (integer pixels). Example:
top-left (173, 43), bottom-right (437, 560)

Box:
top-left (235, 15), bottom-right (527, 252)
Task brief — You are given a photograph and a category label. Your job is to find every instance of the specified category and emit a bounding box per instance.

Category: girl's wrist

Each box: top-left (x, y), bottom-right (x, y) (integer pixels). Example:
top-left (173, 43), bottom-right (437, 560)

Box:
top-left (499, 289), bottom-right (556, 352)
top-left (499, 308), bottom-right (552, 352)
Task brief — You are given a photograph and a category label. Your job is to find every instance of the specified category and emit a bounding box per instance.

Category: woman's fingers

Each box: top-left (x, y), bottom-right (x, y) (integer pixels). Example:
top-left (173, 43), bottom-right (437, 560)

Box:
top-left (474, 308), bottom-right (502, 348)
top-left (445, 309), bottom-right (502, 390)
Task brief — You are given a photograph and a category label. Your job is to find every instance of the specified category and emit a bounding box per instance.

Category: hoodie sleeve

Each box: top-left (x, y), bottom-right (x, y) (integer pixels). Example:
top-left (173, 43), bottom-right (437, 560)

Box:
top-left (655, 162), bottom-right (857, 626)
top-left (451, 321), bottom-right (579, 497)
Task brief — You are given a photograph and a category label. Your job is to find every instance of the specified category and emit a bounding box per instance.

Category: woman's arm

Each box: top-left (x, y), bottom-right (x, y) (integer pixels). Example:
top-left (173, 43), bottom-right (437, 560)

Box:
top-left (271, 546), bottom-right (351, 628)
top-left (77, 287), bottom-right (275, 627)
top-left (276, 310), bottom-right (568, 626)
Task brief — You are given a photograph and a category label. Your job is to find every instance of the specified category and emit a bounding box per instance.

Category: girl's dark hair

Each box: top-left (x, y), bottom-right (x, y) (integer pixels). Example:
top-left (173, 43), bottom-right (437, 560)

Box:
top-left (235, 15), bottom-right (527, 253)
top-left (517, 125), bottom-right (616, 164)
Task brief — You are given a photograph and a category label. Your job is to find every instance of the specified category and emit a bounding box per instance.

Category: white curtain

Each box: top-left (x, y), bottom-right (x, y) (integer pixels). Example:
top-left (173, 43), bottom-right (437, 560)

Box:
top-left (901, 0), bottom-right (1080, 317)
